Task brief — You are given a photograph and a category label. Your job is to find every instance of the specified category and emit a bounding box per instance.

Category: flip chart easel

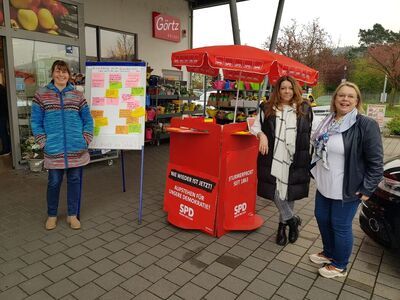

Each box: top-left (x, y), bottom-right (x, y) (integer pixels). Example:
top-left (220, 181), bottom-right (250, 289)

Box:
top-left (78, 61), bottom-right (147, 224)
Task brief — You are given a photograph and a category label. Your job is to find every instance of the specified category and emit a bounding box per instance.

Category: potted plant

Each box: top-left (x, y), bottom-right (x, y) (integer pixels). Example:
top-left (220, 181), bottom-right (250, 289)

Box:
top-left (22, 136), bottom-right (44, 172)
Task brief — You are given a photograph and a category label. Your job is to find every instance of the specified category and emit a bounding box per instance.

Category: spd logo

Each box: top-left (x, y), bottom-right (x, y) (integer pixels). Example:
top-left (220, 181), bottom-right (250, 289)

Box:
top-left (179, 204), bottom-right (194, 220)
top-left (234, 202), bottom-right (247, 218)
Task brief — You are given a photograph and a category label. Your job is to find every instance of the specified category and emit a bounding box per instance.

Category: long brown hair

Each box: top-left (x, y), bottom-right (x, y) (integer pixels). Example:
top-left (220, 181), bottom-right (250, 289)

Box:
top-left (264, 76), bottom-right (306, 118)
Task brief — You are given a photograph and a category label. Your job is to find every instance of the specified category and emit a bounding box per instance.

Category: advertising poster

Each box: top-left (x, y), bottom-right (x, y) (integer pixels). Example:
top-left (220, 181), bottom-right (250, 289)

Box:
top-left (85, 61), bottom-right (146, 150)
top-left (164, 164), bottom-right (219, 235)
top-left (367, 104), bottom-right (386, 128)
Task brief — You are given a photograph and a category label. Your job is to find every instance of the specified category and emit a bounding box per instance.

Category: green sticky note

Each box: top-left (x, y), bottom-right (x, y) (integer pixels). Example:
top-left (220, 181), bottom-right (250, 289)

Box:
top-left (128, 124), bottom-right (141, 133)
top-left (109, 81), bottom-right (122, 89)
top-left (131, 87), bottom-right (144, 96)
top-left (94, 127), bottom-right (100, 136)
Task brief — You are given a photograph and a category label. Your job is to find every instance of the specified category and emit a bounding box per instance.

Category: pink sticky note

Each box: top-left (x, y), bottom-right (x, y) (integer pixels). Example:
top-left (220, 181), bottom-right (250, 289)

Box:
top-left (125, 72), bottom-right (140, 87)
top-left (109, 73), bottom-right (122, 82)
top-left (92, 97), bottom-right (105, 106)
top-left (92, 73), bottom-right (105, 88)
top-left (126, 100), bottom-right (140, 109)
top-left (121, 94), bottom-right (133, 102)
top-left (105, 98), bottom-right (119, 106)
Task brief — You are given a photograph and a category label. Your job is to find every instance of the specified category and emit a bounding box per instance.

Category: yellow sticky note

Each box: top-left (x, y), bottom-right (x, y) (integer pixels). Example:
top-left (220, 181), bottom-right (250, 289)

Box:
top-left (106, 89), bottom-right (119, 98)
top-left (126, 116), bottom-right (139, 124)
top-left (115, 125), bottom-right (129, 134)
top-left (109, 81), bottom-right (122, 89)
top-left (94, 127), bottom-right (101, 136)
top-left (95, 117), bottom-right (108, 127)
top-left (119, 109), bottom-right (132, 118)
top-left (131, 107), bottom-right (145, 117)
top-left (131, 87), bottom-right (145, 96)
top-left (91, 110), bottom-right (104, 118)
top-left (128, 124), bottom-right (141, 133)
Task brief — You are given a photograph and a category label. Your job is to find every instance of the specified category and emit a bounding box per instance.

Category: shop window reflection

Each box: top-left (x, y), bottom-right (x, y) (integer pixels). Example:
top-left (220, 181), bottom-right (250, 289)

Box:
top-left (100, 29), bottom-right (136, 61)
top-left (12, 38), bottom-right (79, 156)
top-left (0, 0), bottom-right (4, 26)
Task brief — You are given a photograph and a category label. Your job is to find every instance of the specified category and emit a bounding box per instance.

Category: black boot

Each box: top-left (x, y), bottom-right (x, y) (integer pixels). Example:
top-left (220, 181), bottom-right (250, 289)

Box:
top-left (287, 216), bottom-right (302, 243)
top-left (276, 222), bottom-right (287, 246)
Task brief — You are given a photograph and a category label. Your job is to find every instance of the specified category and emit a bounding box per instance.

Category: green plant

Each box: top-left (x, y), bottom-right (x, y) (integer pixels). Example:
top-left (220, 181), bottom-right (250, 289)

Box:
top-left (386, 117), bottom-right (400, 136)
top-left (22, 136), bottom-right (44, 160)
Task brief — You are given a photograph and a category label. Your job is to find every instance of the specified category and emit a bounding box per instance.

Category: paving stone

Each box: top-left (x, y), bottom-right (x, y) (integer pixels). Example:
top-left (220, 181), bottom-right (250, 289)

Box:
top-left (82, 237), bottom-right (107, 250)
top-left (275, 250), bottom-right (301, 265)
top-left (204, 286), bottom-right (236, 300)
top-left (0, 258), bottom-right (27, 275)
top-left (72, 282), bottom-right (106, 300)
top-left (257, 268), bottom-right (286, 286)
top-left (42, 253), bottom-right (70, 268)
top-left (99, 231), bottom-right (122, 242)
top-left (89, 258), bottom-right (118, 275)
top-left (194, 250), bottom-right (219, 265)
top-left (374, 283), bottom-right (400, 300)
top-left (173, 231), bottom-right (198, 242)
top-left (205, 262), bottom-right (232, 279)
top-left (42, 242), bottom-right (69, 255)
top-left (120, 275), bottom-right (152, 295)
top-left (153, 228), bottom-right (176, 240)
top-left (216, 235), bottom-right (238, 247)
top-left (236, 290), bottom-right (265, 300)
top-left (95, 222), bottom-right (116, 233)
top-left (183, 239), bottom-right (206, 252)
top-left (216, 254), bottom-right (243, 269)
top-left (85, 247), bottom-right (112, 262)
top-left (19, 274), bottom-right (52, 295)
top-left (62, 245), bottom-right (90, 259)
top-left (0, 247), bottom-right (27, 262)
top-left (20, 250), bottom-right (48, 265)
top-left (338, 290), bottom-right (369, 300)
top-left (342, 284), bottom-right (372, 299)
top-left (20, 261), bottom-right (51, 279)
top-left (175, 281), bottom-right (207, 300)
top-left (218, 275), bottom-right (248, 294)
top-left (205, 242), bottom-right (229, 256)
top-left (78, 228), bottom-right (102, 240)
top-left (377, 271), bottom-right (400, 289)
top-left (94, 271), bottom-right (125, 291)
top-left (107, 250), bottom-right (134, 264)
top-left (227, 245), bottom-right (253, 259)
top-left (99, 286), bottom-right (134, 300)
top-left (231, 265), bottom-right (258, 282)
top-left (45, 278), bottom-right (79, 299)
top-left (345, 278), bottom-right (374, 294)
top-left (276, 282), bottom-right (308, 300)
top-left (0, 286), bottom-right (27, 300)
top-left (155, 255), bottom-right (183, 272)
top-left (161, 237), bottom-right (186, 250)
top-left (135, 227), bottom-right (156, 237)
top-left (66, 255), bottom-right (95, 272)
top-left (241, 256), bottom-right (268, 272)
top-left (139, 264), bottom-right (168, 283)
top-left (69, 268), bottom-right (99, 286)
top-left (148, 278), bottom-right (179, 298)
top-left (43, 264), bottom-right (75, 282)
top-left (118, 233), bottom-right (142, 245)
top-left (379, 262), bottom-right (400, 278)
top-left (351, 259), bottom-right (379, 276)
top-left (165, 268), bottom-right (194, 286)
top-left (102, 240), bottom-right (127, 253)
top-left (246, 278), bottom-right (277, 299)
top-left (251, 247), bottom-right (277, 262)
top-left (61, 235), bottom-right (86, 247)
top-left (22, 240), bottom-right (48, 252)
top-left (191, 272), bottom-right (221, 290)
top-left (307, 286), bottom-right (337, 300)
top-left (125, 242), bottom-right (150, 255)
top-left (114, 261), bottom-right (143, 279)
top-left (268, 259), bottom-right (295, 275)
top-left (356, 251), bottom-right (381, 266)
top-left (133, 290), bottom-right (161, 300)
top-left (24, 290), bottom-right (54, 300)
top-left (0, 271), bottom-right (27, 291)
top-left (348, 268), bottom-right (376, 287)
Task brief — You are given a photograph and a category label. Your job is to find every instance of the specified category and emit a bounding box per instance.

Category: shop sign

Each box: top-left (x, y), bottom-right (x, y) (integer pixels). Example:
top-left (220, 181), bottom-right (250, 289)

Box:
top-left (152, 12), bottom-right (180, 42)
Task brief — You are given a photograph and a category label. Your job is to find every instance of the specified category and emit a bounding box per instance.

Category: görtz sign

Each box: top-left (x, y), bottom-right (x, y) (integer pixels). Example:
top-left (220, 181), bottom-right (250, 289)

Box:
top-left (152, 12), bottom-right (181, 42)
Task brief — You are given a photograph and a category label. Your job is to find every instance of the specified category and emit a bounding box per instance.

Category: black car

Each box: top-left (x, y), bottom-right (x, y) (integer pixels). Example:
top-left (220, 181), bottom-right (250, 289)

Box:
top-left (359, 156), bottom-right (400, 248)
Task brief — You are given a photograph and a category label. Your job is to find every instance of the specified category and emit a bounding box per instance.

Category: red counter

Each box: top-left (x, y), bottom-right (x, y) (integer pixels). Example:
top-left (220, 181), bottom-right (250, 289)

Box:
top-left (163, 117), bottom-right (264, 237)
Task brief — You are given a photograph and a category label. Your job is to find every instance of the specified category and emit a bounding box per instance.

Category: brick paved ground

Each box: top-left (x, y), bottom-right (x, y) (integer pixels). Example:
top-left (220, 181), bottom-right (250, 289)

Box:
top-left (0, 138), bottom-right (399, 300)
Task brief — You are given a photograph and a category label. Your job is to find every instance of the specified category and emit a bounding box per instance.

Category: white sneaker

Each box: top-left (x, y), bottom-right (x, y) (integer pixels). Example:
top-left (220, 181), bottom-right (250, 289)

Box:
top-left (318, 265), bottom-right (347, 278)
top-left (309, 252), bottom-right (332, 264)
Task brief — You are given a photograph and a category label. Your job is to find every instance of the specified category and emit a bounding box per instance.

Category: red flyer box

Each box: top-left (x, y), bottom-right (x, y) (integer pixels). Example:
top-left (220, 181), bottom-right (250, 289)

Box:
top-left (163, 117), bottom-right (264, 237)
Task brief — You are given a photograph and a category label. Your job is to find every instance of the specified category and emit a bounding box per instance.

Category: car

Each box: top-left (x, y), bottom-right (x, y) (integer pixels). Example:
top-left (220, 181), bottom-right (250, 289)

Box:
top-left (359, 155), bottom-right (400, 248)
top-left (311, 105), bottom-right (330, 135)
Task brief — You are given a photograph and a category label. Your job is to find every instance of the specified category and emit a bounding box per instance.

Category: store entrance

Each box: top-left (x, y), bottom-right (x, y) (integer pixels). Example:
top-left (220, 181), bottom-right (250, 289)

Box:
top-left (0, 37), bottom-right (12, 171)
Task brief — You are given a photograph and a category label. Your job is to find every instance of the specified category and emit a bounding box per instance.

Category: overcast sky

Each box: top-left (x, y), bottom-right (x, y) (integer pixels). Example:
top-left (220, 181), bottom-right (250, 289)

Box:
top-left (193, 0), bottom-right (400, 49)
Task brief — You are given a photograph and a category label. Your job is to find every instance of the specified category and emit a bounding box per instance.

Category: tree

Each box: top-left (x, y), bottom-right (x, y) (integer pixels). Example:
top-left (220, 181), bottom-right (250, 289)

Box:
top-left (263, 19), bottom-right (332, 68)
top-left (108, 34), bottom-right (135, 61)
top-left (315, 48), bottom-right (348, 91)
top-left (348, 57), bottom-right (386, 93)
top-left (359, 23), bottom-right (400, 47)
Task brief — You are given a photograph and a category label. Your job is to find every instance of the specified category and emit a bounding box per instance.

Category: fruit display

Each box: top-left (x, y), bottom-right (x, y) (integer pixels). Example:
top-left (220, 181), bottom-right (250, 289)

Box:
top-left (10, 0), bottom-right (78, 38)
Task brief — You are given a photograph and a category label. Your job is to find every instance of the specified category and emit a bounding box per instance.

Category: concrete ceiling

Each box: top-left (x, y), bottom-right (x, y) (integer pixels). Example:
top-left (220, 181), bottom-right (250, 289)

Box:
top-left (188, 0), bottom-right (248, 10)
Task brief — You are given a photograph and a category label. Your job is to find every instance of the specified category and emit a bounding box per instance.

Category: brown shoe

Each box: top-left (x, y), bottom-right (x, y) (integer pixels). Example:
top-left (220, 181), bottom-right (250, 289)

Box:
top-left (67, 216), bottom-right (81, 230)
top-left (45, 217), bottom-right (57, 230)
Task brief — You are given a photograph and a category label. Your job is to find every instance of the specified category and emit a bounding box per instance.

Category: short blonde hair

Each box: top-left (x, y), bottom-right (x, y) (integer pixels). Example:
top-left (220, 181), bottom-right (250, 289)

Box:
top-left (330, 81), bottom-right (364, 113)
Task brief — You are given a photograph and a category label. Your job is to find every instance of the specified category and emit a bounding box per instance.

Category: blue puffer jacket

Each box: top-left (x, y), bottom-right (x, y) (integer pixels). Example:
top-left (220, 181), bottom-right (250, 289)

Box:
top-left (31, 82), bottom-right (94, 169)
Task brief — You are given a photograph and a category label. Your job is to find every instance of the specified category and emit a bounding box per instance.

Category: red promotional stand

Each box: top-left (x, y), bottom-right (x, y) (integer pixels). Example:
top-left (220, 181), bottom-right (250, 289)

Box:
top-left (163, 117), bottom-right (264, 237)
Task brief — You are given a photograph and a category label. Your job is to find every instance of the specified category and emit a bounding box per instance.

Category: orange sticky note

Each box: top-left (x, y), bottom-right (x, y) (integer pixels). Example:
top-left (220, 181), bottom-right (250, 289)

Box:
top-left (91, 110), bottom-right (104, 118)
top-left (126, 116), bottom-right (139, 124)
top-left (115, 125), bottom-right (129, 134)
top-left (119, 109), bottom-right (132, 118)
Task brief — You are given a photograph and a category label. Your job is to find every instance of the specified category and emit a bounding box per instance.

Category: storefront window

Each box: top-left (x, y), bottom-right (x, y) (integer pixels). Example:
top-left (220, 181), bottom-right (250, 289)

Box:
top-left (100, 29), bottom-right (136, 61)
top-left (85, 25), bottom-right (97, 59)
top-left (9, 0), bottom-right (78, 38)
top-left (12, 38), bottom-right (79, 154)
top-left (0, 0), bottom-right (4, 26)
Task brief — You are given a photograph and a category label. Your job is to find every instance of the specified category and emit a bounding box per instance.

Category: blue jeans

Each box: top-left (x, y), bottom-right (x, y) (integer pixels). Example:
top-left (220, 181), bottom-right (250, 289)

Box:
top-left (47, 167), bottom-right (82, 217)
top-left (314, 190), bottom-right (360, 270)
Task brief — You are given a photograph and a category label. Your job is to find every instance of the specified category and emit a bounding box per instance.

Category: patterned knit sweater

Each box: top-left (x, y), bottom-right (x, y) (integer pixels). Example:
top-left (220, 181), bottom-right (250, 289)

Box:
top-left (31, 82), bottom-right (94, 169)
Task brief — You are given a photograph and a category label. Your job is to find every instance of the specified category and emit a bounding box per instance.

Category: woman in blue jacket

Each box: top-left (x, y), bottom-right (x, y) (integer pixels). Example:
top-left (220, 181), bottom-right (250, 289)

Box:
top-left (31, 60), bottom-right (93, 230)
top-left (309, 82), bottom-right (383, 278)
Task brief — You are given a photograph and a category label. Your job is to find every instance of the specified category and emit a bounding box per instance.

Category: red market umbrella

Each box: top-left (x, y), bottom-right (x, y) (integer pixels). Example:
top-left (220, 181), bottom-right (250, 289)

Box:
top-left (171, 45), bottom-right (319, 85)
